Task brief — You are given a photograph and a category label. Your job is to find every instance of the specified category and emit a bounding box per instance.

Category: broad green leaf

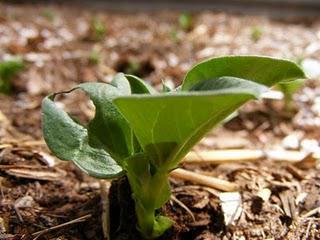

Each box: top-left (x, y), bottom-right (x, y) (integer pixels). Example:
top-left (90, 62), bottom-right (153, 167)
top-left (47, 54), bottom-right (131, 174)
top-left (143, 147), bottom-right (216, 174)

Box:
top-left (42, 96), bottom-right (123, 178)
top-left (190, 76), bottom-right (268, 96)
top-left (78, 82), bottom-right (133, 162)
top-left (182, 55), bottom-right (306, 90)
top-left (114, 77), bottom-right (268, 170)
top-left (110, 73), bottom-right (131, 94)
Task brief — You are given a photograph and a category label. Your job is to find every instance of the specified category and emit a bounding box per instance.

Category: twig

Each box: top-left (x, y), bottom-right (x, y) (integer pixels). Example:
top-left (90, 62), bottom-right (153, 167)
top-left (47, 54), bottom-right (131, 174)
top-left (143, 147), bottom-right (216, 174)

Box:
top-left (100, 180), bottom-right (111, 240)
top-left (183, 149), bottom-right (318, 165)
top-left (170, 195), bottom-right (195, 222)
top-left (184, 150), bottom-right (264, 164)
top-left (0, 144), bottom-right (12, 149)
top-left (0, 165), bottom-right (42, 169)
top-left (20, 140), bottom-right (46, 147)
top-left (173, 185), bottom-right (220, 197)
top-left (0, 177), bottom-right (4, 200)
top-left (301, 206), bottom-right (320, 218)
top-left (305, 220), bottom-right (313, 240)
top-left (14, 206), bottom-right (24, 223)
top-left (31, 214), bottom-right (91, 240)
top-left (0, 140), bottom-right (46, 149)
top-left (170, 168), bottom-right (238, 192)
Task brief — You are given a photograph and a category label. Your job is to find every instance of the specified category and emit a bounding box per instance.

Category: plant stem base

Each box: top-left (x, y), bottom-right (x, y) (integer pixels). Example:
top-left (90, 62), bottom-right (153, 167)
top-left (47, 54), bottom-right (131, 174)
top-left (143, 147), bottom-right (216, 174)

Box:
top-left (109, 176), bottom-right (141, 240)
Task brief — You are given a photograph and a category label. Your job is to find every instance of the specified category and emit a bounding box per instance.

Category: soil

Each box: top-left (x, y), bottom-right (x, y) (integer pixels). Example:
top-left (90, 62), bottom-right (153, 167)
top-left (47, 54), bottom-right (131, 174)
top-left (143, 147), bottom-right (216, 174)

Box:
top-left (0, 2), bottom-right (320, 240)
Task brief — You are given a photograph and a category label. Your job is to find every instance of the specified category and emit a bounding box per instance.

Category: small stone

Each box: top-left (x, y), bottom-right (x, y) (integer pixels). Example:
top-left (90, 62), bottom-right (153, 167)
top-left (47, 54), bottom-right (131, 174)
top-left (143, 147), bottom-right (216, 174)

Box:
top-left (302, 59), bottom-right (320, 79)
top-left (282, 133), bottom-right (302, 150)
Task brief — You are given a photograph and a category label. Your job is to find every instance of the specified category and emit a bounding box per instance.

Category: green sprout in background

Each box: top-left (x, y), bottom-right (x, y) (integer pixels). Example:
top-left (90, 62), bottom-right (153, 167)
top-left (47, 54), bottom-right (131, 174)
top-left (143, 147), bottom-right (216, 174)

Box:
top-left (178, 12), bottom-right (193, 31)
top-left (169, 12), bottom-right (192, 42)
top-left (42, 56), bottom-right (305, 239)
top-left (41, 8), bottom-right (55, 22)
top-left (90, 17), bottom-right (107, 41)
top-left (250, 26), bottom-right (263, 42)
top-left (125, 60), bottom-right (141, 75)
top-left (0, 59), bottom-right (24, 94)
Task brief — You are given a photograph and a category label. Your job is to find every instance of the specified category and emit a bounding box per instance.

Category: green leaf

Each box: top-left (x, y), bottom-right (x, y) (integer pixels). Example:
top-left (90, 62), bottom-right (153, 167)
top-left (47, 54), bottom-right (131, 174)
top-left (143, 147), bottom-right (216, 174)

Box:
top-left (78, 81), bottom-right (134, 162)
top-left (152, 216), bottom-right (174, 238)
top-left (161, 80), bottom-right (172, 93)
top-left (182, 55), bottom-right (306, 90)
top-left (125, 74), bottom-right (157, 94)
top-left (276, 79), bottom-right (304, 100)
top-left (111, 73), bottom-right (131, 95)
top-left (114, 77), bottom-right (268, 170)
top-left (276, 79), bottom-right (305, 110)
top-left (42, 96), bottom-right (123, 178)
top-left (190, 76), bottom-right (268, 97)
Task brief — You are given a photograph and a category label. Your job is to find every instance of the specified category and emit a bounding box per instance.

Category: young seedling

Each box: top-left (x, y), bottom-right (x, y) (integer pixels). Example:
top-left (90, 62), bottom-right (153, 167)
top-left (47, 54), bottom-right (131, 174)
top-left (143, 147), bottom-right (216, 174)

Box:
top-left (0, 59), bottom-right (24, 94)
top-left (125, 59), bottom-right (141, 75)
top-left (178, 13), bottom-right (193, 32)
top-left (90, 17), bottom-right (107, 41)
top-left (41, 8), bottom-right (55, 22)
top-left (42, 56), bottom-right (305, 239)
top-left (250, 26), bottom-right (263, 42)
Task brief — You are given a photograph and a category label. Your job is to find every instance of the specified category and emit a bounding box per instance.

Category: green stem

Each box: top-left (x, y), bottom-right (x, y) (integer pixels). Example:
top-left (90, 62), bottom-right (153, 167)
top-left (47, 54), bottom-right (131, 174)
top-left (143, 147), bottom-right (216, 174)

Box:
top-left (127, 171), bottom-right (173, 239)
top-left (135, 202), bottom-right (156, 237)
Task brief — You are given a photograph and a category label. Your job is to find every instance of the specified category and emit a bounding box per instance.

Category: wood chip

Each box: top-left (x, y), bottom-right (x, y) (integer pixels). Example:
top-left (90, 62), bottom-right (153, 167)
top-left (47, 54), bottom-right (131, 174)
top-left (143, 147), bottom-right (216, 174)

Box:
top-left (286, 165), bottom-right (305, 180)
top-left (0, 217), bottom-right (7, 233)
top-left (5, 167), bottom-right (65, 181)
top-left (0, 144), bottom-right (12, 150)
top-left (294, 153), bottom-right (317, 169)
top-left (100, 180), bottom-right (111, 240)
top-left (257, 188), bottom-right (271, 202)
top-left (279, 190), bottom-right (297, 219)
top-left (34, 151), bottom-right (56, 167)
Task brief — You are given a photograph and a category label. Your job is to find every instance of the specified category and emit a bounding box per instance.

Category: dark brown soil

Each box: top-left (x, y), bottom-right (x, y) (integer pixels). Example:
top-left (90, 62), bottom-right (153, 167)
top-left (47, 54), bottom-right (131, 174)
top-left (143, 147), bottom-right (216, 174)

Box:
top-left (0, 2), bottom-right (319, 240)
